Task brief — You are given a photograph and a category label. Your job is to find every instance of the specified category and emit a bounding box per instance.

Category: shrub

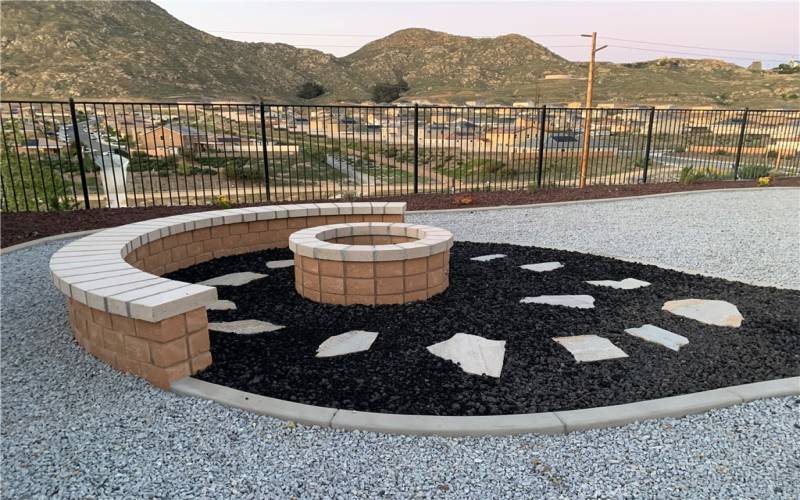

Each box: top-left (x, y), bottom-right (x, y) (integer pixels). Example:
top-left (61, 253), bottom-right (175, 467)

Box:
top-left (296, 82), bottom-right (325, 99)
top-left (775, 63), bottom-right (800, 74)
top-left (757, 176), bottom-right (771, 186)
top-left (177, 164), bottom-right (217, 176)
top-left (195, 157), bottom-right (229, 168)
top-left (340, 190), bottom-right (360, 201)
top-left (213, 195), bottom-right (232, 209)
top-left (371, 80), bottom-right (409, 103)
top-left (48, 194), bottom-right (77, 211)
top-left (737, 164), bottom-right (771, 180)
top-left (679, 166), bottom-right (706, 185)
top-left (225, 163), bottom-right (264, 181)
top-left (464, 158), bottom-right (518, 178)
top-left (679, 165), bottom-right (737, 184)
top-left (127, 152), bottom-right (177, 173)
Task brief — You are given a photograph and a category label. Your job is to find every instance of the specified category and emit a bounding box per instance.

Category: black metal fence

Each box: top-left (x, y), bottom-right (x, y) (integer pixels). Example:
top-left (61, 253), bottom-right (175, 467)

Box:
top-left (1, 99), bottom-right (798, 212)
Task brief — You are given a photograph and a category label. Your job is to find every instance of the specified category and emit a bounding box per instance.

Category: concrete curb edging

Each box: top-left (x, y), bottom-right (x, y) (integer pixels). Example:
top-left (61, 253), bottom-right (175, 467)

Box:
top-left (171, 376), bottom-right (800, 436)
top-left (0, 229), bottom-right (101, 255)
top-left (170, 377), bottom-right (338, 428)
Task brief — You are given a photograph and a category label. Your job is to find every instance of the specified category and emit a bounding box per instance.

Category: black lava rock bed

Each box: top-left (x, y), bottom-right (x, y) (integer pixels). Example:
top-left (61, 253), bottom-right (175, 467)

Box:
top-left (165, 242), bottom-right (800, 416)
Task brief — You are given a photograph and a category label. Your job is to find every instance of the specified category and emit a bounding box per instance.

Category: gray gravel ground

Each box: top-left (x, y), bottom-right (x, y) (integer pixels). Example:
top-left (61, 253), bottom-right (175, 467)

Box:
top-left (410, 188), bottom-right (800, 290)
top-left (2, 189), bottom-right (799, 498)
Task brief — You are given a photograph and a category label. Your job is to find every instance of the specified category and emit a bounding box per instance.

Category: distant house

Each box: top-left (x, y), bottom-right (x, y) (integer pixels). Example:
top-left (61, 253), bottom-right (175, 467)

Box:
top-left (21, 136), bottom-right (62, 153)
top-left (708, 118), bottom-right (746, 135)
top-left (307, 117), bottom-right (341, 137)
top-left (550, 133), bottom-right (580, 144)
top-left (347, 123), bottom-right (383, 135)
top-left (138, 122), bottom-right (204, 151)
top-left (484, 126), bottom-right (535, 147)
top-left (453, 120), bottom-right (479, 136)
top-left (685, 125), bottom-right (712, 134)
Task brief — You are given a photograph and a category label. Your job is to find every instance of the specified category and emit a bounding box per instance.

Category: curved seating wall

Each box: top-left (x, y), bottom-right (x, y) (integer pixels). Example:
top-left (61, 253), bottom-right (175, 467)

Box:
top-left (49, 202), bottom-right (406, 388)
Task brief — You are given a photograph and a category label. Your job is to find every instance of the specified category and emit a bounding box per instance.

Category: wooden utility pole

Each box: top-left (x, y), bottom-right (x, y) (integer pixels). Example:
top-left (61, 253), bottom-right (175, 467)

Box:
top-left (578, 32), bottom-right (606, 188)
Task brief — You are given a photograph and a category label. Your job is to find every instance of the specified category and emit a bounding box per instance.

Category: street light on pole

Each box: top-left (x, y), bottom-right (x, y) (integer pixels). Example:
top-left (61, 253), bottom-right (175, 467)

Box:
top-left (578, 32), bottom-right (607, 189)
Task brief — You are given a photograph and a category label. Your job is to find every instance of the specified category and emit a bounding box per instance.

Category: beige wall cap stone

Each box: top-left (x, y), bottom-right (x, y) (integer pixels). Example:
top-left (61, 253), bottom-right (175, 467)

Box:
top-left (351, 202), bottom-right (374, 214)
top-left (332, 202), bottom-right (354, 214)
top-left (383, 202), bottom-right (407, 214)
top-left (372, 245), bottom-right (407, 261)
top-left (106, 280), bottom-right (192, 316)
top-left (129, 285), bottom-right (217, 322)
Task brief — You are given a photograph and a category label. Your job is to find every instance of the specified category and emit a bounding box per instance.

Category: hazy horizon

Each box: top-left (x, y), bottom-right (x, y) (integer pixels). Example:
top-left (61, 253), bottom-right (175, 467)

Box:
top-left (154, 0), bottom-right (799, 68)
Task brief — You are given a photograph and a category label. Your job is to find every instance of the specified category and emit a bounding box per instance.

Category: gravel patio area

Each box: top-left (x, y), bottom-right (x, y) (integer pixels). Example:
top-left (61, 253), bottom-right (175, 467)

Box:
top-left (2, 189), bottom-right (799, 498)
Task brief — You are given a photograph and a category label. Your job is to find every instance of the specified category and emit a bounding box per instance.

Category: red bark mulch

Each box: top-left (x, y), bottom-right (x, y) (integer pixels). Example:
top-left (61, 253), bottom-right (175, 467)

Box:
top-left (2, 178), bottom-right (798, 249)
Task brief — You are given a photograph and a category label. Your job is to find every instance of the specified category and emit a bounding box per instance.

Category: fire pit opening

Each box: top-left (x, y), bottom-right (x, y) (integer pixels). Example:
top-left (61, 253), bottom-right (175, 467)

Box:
top-left (288, 223), bottom-right (453, 305)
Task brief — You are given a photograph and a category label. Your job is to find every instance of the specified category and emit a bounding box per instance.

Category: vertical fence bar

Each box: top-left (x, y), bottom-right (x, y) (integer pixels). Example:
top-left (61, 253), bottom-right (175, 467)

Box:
top-left (68, 98), bottom-right (90, 209)
top-left (733, 108), bottom-right (749, 180)
top-left (28, 104), bottom-right (55, 210)
top-left (413, 103), bottom-right (419, 193)
top-left (642, 106), bottom-right (656, 184)
top-left (0, 112), bottom-right (21, 211)
top-left (7, 105), bottom-right (31, 211)
top-left (536, 105), bottom-right (546, 188)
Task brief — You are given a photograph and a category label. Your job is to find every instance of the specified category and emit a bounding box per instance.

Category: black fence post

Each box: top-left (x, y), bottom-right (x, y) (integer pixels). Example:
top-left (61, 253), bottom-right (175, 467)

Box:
top-left (413, 103), bottom-right (419, 194)
top-left (68, 98), bottom-right (90, 209)
top-left (536, 105), bottom-right (547, 188)
top-left (642, 107), bottom-right (656, 184)
top-left (259, 100), bottom-right (271, 201)
top-left (733, 108), bottom-right (749, 180)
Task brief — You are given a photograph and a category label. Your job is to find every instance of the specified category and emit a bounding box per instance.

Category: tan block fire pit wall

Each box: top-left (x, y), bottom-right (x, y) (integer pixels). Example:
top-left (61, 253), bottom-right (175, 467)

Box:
top-left (289, 223), bottom-right (454, 305)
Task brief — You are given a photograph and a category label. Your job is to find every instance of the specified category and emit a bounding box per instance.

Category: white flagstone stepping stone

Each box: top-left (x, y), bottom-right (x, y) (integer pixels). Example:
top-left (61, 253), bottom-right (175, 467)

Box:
top-left (208, 319), bottom-right (284, 335)
top-left (198, 272), bottom-right (267, 287)
top-left (586, 278), bottom-right (651, 290)
top-left (520, 295), bottom-right (595, 309)
top-left (470, 254), bottom-right (507, 262)
top-left (520, 262), bottom-right (564, 272)
top-left (316, 330), bottom-right (379, 358)
top-left (266, 259), bottom-right (295, 269)
top-left (662, 299), bottom-right (743, 327)
top-left (553, 335), bottom-right (629, 362)
top-left (426, 333), bottom-right (506, 378)
top-left (625, 324), bottom-right (689, 351)
top-left (206, 299), bottom-right (237, 311)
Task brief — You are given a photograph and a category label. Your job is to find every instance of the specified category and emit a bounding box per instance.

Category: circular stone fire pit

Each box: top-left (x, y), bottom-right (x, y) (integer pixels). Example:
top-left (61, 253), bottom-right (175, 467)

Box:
top-left (288, 223), bottom-right (453, 305)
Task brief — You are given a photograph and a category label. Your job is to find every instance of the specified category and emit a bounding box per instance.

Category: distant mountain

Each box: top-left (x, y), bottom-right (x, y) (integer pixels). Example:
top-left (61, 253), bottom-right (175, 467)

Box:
top-left (0, 0), bottom-right (367, 101)
top-left (342, 28), bottom-right (573, 91)
top-left (2, 1), bottom-right (798, 108)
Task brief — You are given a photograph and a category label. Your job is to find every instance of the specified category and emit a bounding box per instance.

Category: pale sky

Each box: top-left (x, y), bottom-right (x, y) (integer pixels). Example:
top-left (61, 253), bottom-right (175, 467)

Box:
top-left (154, 0), bottom-right (799, 68)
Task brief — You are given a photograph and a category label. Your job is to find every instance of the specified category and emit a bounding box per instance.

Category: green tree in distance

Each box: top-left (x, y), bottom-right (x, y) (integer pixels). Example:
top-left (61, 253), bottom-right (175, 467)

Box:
top-left (296, 81), bottom-right (326, 99)
top-left (371, 78), bottom-right (410, 103)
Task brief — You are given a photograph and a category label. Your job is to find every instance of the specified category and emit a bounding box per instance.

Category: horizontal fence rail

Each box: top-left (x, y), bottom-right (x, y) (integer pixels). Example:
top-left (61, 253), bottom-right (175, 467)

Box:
top-left (1, 100), bottom-right (798, 212)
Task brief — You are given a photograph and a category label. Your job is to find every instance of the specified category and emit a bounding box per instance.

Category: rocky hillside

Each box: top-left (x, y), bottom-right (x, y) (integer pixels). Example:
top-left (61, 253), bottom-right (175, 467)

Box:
top-left (343, 29), bottom-right (573, 91)
top-left (0, 0), bottom-right (366, 101)
top-left (1, 1), bottom-right (798, 107)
